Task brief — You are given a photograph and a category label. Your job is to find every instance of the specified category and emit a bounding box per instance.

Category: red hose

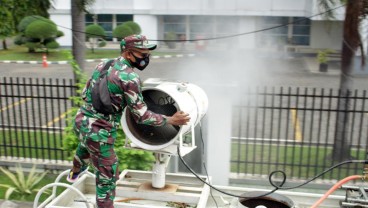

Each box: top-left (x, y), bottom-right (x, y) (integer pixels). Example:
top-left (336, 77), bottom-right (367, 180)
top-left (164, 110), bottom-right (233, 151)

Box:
top-left (311, 175), bottom-right (362, 208)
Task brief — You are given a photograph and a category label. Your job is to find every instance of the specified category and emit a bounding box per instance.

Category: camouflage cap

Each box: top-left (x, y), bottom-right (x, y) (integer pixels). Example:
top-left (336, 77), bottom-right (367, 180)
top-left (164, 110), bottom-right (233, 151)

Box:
top-left (120, 34), bottom-right (157, 51)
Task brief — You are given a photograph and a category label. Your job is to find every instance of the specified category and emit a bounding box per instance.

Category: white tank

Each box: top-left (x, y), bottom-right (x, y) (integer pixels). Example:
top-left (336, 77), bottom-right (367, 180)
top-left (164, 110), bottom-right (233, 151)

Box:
top-left (121, 79), bottom-right (208, 151)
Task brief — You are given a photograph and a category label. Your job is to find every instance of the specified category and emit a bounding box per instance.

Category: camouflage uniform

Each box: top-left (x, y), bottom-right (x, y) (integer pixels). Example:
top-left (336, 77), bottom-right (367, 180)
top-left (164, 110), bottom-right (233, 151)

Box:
top-left (72, 57), bottom-right (166, 208)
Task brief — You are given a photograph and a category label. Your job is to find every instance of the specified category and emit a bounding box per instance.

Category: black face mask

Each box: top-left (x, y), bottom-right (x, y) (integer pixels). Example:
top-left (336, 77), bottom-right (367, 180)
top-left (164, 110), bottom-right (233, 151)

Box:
top-left (131, 54), bottom-right (150, 71)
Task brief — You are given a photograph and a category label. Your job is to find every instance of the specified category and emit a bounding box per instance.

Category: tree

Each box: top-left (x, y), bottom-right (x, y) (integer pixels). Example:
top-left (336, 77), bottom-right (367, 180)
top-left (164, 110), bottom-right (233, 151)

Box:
top-left (14, 16), bottom-right (63, 53)
top-left (0, 0), bottom-right (14, 50)
top-left (86, 24), bottom-right (106, 53)
top-left (112, 24), bottom-right (134, 40)
top-left (71, 0), bottom-right (95, 73)
top-left (319, 0), bottom-right (368, 161)
top-left (124, 21), bottom-right (141, 35)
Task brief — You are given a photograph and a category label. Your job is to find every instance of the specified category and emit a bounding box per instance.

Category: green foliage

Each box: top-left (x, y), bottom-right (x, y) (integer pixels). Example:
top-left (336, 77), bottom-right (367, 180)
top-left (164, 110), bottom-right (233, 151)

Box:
top-left (0, 164), bottom-right (48, 200)
top-left (25, 20), bottom-right (57, 40)
top-left (317, 49), bottom-right (334, 64)
top-left (45, 41), bottom-right (60, 49)
top-left (17, 15), bottom-right (46, 33)
top-left (62, 51), bottom-right (154, 171)
top-left (165, 32), bottom-right (177, 49)
top-left (56, 30), bottom-right (64, 38)
top-left (0, 0), bottom-right (15, 41)
top-left (113, 24), bottom-right (134, 40)
top-left (25, 42), bottom-right (42, 51)
top-left (98, 40), bottom-right (107, 47)
top-left (114, 129), bottom-right (154, 171)
top-left (86, 24), bottom-right (106, 53)
top-left (16, 15), bottom-right (63, 52)
top-left (13, 35), bottom-right (25, 45)
top-left (124, 21), bottom-right (141, 34)
top-left (86, 24), bottom-right (105, 38)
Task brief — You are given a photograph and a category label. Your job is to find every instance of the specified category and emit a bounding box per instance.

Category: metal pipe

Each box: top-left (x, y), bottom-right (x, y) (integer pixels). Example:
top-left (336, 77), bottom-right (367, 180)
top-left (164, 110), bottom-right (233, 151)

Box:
top-left (33, 183), bottom-right (93, 208)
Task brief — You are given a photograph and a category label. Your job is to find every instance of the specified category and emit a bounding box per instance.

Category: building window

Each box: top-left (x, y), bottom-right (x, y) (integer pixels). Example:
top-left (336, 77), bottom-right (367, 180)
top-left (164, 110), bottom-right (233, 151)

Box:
top-left (163, 15), bottom-right (186, 39)
top-left (257, 16), bottom-right (310, 47)
top-left (257, 17), bottom-right (289, 47)
top-left (189, 16), bottom-right (214, 39)
top-left (97, 14), bottom-right (113, 41)
top-left (116, 14), bottom-right (133, 25)
top-left (86, 14), bottom-right (95, 26)
top-left (291, 17), bottom-right (311, 45)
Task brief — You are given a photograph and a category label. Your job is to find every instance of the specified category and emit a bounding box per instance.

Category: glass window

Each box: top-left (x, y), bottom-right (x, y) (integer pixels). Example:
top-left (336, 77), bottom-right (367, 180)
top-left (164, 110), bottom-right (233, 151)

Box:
top-left (86, 14), bottom-right (95, 23)
top-left (257, 16), bottom-right (310, 47)
top-left (163, 15), bottom-right (186, 39)
top-left (293, 26), bottom-right (310, 35)
top-left (164, 15), bottom-right (185, 23)
top-left (293, 17), bottom-right (311, 25)
top-left (291, 17), bottom-right (310, 45)
top-left (292, 36), bottom-right (310, 45)
top-left (117, 14), bottom-right (133, 23)
top-left (99, 22), bottom-right (112, 31)
top-left (97, 14), bottom-right (112, 22)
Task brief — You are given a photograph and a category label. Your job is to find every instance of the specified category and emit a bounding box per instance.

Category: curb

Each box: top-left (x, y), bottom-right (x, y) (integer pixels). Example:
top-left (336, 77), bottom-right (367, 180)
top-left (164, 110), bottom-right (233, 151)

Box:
top-left (0, 53), bottom-right (196, 65)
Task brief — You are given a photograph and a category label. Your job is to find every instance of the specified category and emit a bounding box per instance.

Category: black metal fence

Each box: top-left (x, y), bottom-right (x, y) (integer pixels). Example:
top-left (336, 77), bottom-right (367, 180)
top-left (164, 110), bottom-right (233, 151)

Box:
top-left (231, 86), bottom-right (368, 180)
top-left (0, 77), bottom-right (76, 162)
top-left (1, 77), bottom-right (368, 180)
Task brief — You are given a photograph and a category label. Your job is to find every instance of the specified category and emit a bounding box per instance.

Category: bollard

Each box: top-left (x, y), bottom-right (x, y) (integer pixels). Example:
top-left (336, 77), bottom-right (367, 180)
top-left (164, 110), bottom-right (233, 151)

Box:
top-left (42, 54), bottom-right (48, 68)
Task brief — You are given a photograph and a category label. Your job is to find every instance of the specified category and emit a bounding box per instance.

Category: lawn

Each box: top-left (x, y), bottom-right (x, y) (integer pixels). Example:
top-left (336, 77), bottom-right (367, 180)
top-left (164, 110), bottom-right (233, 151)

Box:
top-left (0, 129), bottom-right (69, 160)
top-left (0, 45), bottom-right (177, 61)
top-left (231, 142), bottom-right (366, 180)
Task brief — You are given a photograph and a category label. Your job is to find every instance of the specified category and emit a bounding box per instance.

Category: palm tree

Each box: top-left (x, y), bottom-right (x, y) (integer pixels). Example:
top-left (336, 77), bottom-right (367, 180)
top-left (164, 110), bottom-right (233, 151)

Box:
top-left (71, 0), bottom-right (95, 73)
top-left (319, 0), bottom-right (368, 161)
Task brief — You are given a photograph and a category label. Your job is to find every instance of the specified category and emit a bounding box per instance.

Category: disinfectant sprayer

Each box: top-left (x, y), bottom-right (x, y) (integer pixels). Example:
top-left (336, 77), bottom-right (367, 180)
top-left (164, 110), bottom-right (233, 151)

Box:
top-left (121, 78), bottom-right (208, 188)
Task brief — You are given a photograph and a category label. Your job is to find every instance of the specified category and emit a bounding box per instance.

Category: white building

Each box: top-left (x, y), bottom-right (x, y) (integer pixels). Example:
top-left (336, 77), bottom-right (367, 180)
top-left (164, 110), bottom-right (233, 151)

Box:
top-left (50, 0), bottom-right (345, 52)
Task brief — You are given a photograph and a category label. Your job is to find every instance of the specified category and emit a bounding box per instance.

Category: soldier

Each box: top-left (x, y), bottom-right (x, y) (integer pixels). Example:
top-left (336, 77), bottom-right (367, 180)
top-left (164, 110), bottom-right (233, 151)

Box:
top-left (66, 34), bottom-right (190, 208)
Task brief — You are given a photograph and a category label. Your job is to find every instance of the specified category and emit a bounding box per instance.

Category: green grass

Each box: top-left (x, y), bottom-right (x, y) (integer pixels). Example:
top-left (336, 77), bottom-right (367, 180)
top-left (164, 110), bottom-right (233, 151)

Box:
top-left (0, 130), bottom-right (69, 160)
top-left (0, 45), bottom-right (177, 61)
top-left (231, 143), bottom-right (366, 180)
top-left (0, 171), bottom-right (67, 202)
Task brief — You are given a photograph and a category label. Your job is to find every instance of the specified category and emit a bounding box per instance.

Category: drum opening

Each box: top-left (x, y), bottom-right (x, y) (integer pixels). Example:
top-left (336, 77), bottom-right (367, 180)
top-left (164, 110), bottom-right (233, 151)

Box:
top-left (125, 90), bottom-right (180, 146)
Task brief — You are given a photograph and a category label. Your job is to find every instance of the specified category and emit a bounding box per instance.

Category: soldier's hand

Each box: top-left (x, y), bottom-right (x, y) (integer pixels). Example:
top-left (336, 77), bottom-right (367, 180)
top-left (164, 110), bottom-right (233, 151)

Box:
top-left (167, 111), bottom-right (190, 126)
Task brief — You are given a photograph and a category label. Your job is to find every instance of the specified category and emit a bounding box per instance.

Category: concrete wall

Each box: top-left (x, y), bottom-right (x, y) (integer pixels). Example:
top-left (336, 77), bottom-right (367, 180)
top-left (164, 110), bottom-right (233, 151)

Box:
top-left (49, 0), bottom-right (72, 47)
top-left (89, 0), bottom-right (313, 16)
top-left (50, 14), bottom-right (72, 47)
top-left (134, 15), bottom-right (158, 45)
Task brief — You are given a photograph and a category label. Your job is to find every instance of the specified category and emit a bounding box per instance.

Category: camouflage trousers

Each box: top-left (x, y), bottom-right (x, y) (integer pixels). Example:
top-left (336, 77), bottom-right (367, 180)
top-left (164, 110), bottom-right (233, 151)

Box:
top-left (73, 138), bottom-right (119, 208)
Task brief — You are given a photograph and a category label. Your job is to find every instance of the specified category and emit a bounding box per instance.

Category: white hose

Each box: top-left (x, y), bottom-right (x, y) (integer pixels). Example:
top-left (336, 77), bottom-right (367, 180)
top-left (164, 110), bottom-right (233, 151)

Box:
top-left (33, 182), bottom-right (92, 208)
top-left (34, 169), bottom-right (95, 208)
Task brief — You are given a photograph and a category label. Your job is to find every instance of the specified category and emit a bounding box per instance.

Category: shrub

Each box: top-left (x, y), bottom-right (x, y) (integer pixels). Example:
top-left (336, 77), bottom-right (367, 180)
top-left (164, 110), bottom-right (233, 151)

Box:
top-left (16, 16), bottom-right (63, 52)
top-left (317, 49), bottom-right (334, 64)
top-left (165, 32), bottom-right (177, 49)
top-left (45, 41), bottom-right (60, 49)
top-left (124, 21), bottom-right (141, 34)
top-left (86, 24), bottom-right (105, 39)
top-left (17, 15), bottom-right (47, 33)
top-left (0, 164), bottom-right (48, 200)
top-left (113, 24), bottom-right (134, 40)
top-left (25, 20), bottom-right (57, 40)
top-left (86, 24), bottom-right (106, 53)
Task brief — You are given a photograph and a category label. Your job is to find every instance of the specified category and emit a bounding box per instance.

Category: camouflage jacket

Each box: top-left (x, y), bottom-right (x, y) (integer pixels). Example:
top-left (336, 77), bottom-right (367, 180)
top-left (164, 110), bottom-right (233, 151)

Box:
top-left (73, 57), bottom-right (167, 144)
